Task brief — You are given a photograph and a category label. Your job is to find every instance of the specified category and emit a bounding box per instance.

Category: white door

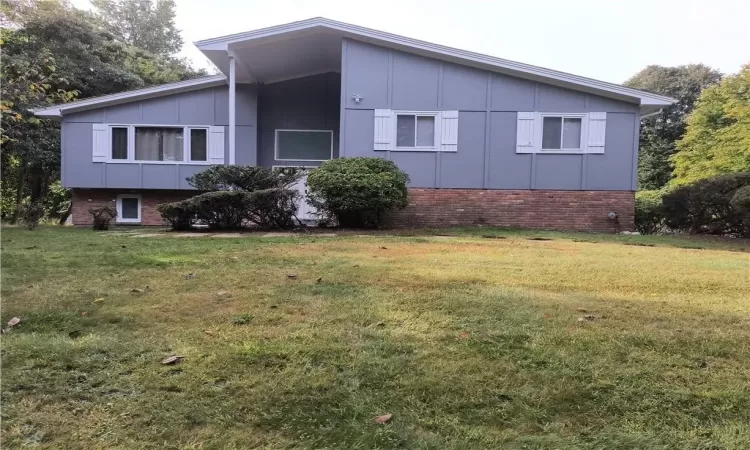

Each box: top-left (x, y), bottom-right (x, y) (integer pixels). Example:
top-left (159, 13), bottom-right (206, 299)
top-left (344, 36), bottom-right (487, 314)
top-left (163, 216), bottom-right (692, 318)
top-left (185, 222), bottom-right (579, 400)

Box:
top-left (292, 171), bottom-right (317, 222)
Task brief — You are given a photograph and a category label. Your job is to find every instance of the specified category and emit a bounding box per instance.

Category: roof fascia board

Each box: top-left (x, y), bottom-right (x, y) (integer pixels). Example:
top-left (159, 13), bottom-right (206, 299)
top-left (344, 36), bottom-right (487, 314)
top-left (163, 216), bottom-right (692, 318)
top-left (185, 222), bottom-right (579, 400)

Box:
top-left (196, 18), bottom-right (674, 106)
top-left (34, 75), bottom-right (227, 117)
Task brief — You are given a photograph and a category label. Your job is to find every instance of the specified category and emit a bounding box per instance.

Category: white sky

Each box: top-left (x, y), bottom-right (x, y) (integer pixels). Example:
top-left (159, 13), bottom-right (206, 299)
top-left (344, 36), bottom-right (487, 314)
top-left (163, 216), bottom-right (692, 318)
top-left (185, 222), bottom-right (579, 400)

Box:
top-left (73, 0), bottom-right (749, 83)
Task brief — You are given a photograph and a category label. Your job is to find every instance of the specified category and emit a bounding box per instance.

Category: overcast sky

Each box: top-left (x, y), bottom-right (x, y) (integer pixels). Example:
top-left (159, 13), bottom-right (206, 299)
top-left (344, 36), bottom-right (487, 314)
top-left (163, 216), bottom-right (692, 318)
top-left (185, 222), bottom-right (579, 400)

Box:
top-left (73, 0), bottom-right (749, 84)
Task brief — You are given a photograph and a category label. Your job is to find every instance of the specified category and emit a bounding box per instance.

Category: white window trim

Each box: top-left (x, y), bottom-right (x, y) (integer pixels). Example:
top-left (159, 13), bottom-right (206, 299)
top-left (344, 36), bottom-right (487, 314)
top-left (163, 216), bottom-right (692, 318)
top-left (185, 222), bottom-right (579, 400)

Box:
top-left (394, 110), bottom-right (440, 151)
top-left (537, 112), bottom-right (589, 154)
top-left (116, 194), bottom-right (141, 224)
top-left (106, 124), bottom-right (212, 165)
top-left (274, 129), bottom-right (334, 162)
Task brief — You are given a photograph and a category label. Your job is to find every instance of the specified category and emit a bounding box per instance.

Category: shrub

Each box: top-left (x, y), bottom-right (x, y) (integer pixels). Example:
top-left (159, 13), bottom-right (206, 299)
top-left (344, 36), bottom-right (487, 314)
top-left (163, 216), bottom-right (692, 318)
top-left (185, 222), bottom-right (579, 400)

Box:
top-left (155, 202), bottom-right (196, 231)
top-left (662, 172), bottom-right (750, 235)
top-left (306, 157), bottom-right (409, 228)
top-left (157, 188), bottom-right (300, 231)
top-left (634, 190), bottom-right (666, 235)
top-left (89, 206), bottom-right (117, 231)
top-left (20, 201), bottom-right (45, 230)
top-left (187, 165), bottom-right (301, 191)
top-left (730, 186), bottom-right (750, 236)
top-left (245, 188), bottom-right (299, 229)
top-left (181, 191), bottom-right (252, 230)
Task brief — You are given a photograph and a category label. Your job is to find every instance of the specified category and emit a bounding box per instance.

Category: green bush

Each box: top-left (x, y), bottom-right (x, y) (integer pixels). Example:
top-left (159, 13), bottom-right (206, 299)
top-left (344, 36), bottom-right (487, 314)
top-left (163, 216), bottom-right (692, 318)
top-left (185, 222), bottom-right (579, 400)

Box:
top-left (43, 181), bottom-right (72, 224)
top-left (187, 165), bottom-right (301, 191)
top-left (634, 190), bottom-right (666, 235)
top-left (20, 201), bottom-right (45, 230)
top-left (730, 185), bottom-right (750, 235)
top-left (89, 206), bottom-right (117, 231)
top-left (306, 157), bottom-right (409, 228)
top-left (662, 172), bottom-right (750, 235)
top-left (245, 188), bottom-right (299, 229)
top-left (157, 188), bottom-right (299, 231)
top-left (155, 202), bottom-right (195, 231)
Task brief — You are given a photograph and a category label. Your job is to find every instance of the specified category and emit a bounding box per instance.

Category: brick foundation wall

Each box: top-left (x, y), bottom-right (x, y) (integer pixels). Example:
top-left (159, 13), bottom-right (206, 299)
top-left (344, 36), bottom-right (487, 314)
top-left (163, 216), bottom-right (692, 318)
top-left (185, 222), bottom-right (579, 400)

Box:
top-left (387, 189), bottom-right (635, 232)
top-left (71, 189), bottom-right (195, 226)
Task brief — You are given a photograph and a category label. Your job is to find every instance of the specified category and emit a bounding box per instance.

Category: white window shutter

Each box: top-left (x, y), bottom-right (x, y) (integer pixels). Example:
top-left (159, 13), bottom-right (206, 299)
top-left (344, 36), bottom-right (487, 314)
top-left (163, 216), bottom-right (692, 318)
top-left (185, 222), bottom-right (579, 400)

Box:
top-left (209, 126), bottom-right (226, 164)
top-left (374, 109), bottom-right (394, 150)
top-left (439, 110), bottom-right (459, 152)
top-left (92, 124), bottom-right (108, 162)
top-left (516, 112), bottom-right (536, 153)
top-left (587, 112), bottom-right (607, 154)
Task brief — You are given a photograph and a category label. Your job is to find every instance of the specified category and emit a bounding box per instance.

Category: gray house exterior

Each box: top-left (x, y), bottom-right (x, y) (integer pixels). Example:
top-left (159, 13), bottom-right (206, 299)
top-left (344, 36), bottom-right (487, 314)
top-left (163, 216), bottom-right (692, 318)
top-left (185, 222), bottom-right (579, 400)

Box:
top-left (35, 17), bottom-right (674, 231)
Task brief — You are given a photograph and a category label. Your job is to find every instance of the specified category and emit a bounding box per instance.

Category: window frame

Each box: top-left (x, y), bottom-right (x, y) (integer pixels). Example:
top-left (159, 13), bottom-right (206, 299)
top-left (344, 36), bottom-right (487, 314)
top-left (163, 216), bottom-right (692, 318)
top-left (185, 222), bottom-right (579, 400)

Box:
top-left (116, 194), bottom-right (141, 224)
top-left (274, 129), bottom-right (334, 162)
top-left (394, 110), bottom-right (440, 151)
top-left (538, 113), bottom-right (588, 154)
top-left (106, 124), bottom-right (211, 165)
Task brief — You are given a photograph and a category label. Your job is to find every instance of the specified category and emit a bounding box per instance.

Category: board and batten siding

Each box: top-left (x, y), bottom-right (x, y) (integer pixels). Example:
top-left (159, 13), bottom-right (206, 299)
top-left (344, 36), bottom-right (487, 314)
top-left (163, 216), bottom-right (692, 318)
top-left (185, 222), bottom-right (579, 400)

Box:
top-left (339, 39), bottom-right (640, 191)
top-left (257, 72), bottom-right (341, 168)
top-left (61, 85), bottom-right (257, 190)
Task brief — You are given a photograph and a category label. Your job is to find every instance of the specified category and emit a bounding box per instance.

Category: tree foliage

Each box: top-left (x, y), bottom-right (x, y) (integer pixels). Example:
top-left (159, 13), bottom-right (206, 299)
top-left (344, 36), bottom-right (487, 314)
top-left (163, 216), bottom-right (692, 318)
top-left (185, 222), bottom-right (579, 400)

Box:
top-left (0, 0), bottom-right (204, 223)
top-left (92, 0), bottom-right (183, 56)
top-left (672, 65), bottom-right (750, 185)
top-left (625, 64), bottom-right (722, 190)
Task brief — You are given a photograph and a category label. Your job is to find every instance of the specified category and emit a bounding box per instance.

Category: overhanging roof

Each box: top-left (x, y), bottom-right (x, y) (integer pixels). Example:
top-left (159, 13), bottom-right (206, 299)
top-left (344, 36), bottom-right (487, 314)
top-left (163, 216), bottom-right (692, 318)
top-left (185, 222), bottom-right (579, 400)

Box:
top-left (195, 17), bottom-right (675, 114)
top-left (33, 75), bottom-right (227, 118)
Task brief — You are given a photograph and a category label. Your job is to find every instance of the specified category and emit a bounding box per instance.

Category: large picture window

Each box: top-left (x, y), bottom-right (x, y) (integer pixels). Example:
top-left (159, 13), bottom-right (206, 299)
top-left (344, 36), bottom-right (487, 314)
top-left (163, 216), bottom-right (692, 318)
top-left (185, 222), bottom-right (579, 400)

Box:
top-left (106, 125), bottom-right (210, 163)
top-left (275, 130), bottom-right (333, 161)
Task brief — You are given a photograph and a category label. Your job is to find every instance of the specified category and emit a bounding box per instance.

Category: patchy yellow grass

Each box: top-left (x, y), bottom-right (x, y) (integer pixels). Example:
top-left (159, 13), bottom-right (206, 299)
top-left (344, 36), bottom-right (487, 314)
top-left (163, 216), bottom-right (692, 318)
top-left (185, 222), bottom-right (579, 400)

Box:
top-left (1, 227), bottom-right (749, 449)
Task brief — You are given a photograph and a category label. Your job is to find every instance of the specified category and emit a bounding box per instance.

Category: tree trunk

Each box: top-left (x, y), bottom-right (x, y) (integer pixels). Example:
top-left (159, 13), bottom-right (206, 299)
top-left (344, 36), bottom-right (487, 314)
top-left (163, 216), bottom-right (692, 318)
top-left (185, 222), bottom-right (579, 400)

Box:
top-left (10, 164), bottom-right (26, 224)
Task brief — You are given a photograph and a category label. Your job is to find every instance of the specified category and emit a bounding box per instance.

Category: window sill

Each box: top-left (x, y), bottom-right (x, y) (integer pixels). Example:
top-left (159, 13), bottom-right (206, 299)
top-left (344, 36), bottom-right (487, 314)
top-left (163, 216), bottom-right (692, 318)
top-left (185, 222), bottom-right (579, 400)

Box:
top-left (376, 148), bottom-right (457, 153)
top-left (101, 160), bottom-right (213, 165)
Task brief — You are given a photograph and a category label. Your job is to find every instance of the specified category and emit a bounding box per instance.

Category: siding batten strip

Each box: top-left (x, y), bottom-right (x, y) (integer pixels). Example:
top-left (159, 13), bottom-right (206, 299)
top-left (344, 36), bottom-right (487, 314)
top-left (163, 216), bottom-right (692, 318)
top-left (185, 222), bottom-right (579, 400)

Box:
top-left (483, 73), bottom-right (492, 189)
top-left (530, 83), bottom-right (539, 189)
top-left (436, 63), bottom-right (444, 188)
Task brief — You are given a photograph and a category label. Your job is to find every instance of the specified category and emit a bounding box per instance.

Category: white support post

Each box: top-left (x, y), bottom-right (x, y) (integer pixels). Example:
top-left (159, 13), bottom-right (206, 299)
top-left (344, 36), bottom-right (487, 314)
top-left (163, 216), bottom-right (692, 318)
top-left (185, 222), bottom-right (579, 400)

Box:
top-left (228, 56), bottom-right (236, 165)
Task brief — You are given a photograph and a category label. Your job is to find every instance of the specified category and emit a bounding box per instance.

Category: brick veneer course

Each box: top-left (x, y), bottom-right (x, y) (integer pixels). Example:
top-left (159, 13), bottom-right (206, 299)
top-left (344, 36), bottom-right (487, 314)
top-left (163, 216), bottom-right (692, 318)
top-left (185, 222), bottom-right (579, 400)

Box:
top-left (72, 188), bottom-right (635, 232)
top-left (386, 189), bottom-right (635, 232)
top-left (71, 189), bottom-right (195, 226)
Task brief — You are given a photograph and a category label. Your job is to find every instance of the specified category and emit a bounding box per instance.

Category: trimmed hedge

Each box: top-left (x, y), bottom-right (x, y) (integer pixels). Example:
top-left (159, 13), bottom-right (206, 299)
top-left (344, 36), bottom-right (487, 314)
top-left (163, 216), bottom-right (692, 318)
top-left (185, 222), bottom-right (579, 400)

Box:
top-left (187, 165), bottom-right (301, 191)
top-left (662, 172), bottom-right (750, 235)
top-left (156, 189), bottom-right (298, 231)
top-left (306, 157), bottom-right (409, 228)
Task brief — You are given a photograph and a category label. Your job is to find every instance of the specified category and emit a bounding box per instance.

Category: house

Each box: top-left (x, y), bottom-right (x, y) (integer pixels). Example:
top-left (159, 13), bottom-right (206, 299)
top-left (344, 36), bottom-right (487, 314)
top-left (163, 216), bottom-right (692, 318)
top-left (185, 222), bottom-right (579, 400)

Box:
top-left (34, 17), bottom-right (674, 231)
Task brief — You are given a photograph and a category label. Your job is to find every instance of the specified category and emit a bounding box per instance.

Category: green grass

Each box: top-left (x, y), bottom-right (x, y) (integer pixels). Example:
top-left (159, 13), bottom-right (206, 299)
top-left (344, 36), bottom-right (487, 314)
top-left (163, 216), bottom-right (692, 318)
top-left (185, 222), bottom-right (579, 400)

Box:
top-left (2, 226), bottom-right (749, 449)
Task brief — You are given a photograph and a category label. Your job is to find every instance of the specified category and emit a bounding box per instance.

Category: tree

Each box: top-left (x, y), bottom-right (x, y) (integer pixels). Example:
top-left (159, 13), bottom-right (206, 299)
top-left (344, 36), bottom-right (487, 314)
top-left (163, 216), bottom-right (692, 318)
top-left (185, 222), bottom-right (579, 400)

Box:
top-left (672, 65), bottom-right (750, 185)
top-left (625, 65), bottom-right (722, 190)
top-left (1, 0), bottom-right (203, 222)
top-left (92, 0), bottom-right (183, 56)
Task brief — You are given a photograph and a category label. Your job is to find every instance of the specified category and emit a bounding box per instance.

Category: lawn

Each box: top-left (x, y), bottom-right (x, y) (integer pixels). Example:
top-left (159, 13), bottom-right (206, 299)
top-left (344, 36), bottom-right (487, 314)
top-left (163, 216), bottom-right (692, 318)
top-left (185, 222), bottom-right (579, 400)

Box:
top-left (1, 226), bottom-right (749, 449)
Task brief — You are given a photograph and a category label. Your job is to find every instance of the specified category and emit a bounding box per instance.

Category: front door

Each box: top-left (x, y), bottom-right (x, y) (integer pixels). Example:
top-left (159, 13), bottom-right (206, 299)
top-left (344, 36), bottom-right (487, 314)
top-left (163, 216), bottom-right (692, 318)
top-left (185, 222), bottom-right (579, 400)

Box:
top-left (291, 169), bottom-right (317, 222)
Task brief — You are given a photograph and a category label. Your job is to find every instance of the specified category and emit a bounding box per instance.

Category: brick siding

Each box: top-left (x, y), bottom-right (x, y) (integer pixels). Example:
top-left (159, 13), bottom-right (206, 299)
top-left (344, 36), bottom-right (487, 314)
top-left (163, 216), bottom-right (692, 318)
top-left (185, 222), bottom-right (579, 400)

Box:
top-left (71, 189), bottom-right (195, 226)
top-left (72, 188), bottom-right (634, 232)
top-left (386, 189), bottom-right (635, 232)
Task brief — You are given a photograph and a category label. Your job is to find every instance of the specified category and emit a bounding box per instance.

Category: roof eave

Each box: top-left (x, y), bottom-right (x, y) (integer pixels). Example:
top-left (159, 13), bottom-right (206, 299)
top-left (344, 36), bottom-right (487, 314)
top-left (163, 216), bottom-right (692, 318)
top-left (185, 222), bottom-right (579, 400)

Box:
top-left (33, 75), bottom-right (227, 117)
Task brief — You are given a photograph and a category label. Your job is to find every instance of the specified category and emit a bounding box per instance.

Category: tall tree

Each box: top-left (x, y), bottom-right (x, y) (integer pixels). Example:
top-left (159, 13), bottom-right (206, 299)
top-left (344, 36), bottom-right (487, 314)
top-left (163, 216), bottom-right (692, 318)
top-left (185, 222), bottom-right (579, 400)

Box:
top-left (92, 0), bottom-right (183, 56)
top-left (672, 65), bottom-right (750, 185)
top-left (625, 65), bottom-right (722, 190)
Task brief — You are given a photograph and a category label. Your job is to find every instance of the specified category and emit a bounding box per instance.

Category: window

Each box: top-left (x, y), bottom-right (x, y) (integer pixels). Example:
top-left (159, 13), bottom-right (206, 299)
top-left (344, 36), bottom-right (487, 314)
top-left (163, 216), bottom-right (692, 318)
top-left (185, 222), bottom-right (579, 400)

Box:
top-left (116, 195), bottom-right (141, 223)
top-left (541, 116), bottom-right (583, 151)
top-left (396, 114), bottom-right (436, 148)
top-left (111, 127), bottom-right (129, 160)
top-left (103, 125), bottom-right (212, 164)
top-left (275, 130), bottom-right (333, 161)
top-left (190, 129), bottom-right (207, 162)
top-left (135, 127), bottom-right (184, 161)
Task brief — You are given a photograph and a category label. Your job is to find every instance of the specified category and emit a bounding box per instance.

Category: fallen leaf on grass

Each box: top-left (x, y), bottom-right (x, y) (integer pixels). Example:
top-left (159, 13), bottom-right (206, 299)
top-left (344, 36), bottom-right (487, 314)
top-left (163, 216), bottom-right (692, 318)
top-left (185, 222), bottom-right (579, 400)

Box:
top-left (7, 317), bottom-right (21, 327)
top-left (459, 331), bottom-right (470, 339)
top-left (24, 245), bottom-right (37, 250)
top-left (577, 315), bottom-right (597, 322)
top-left (204, 330), bottom-right (214, 336)
top-left (93, 298), bottom-right (104, 304)
top-left (287, 274), bottom-right (298, 279)
top-left (184, 273), bottom-right (196, 279)
top-left (161, 355), bottom-right (184, 365)
top-left (131, 288), bottom-right (145, 294)
top-left (379, 246), bottom-right (388, 250)
top-left (374, 413), bottom-right (393, 424)
top-left (316, 277), bottom-right (322, 283)
top-left (216, 290), bottom-right (230, 296)
top-left (576, 308), bottom-right (587, 312)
